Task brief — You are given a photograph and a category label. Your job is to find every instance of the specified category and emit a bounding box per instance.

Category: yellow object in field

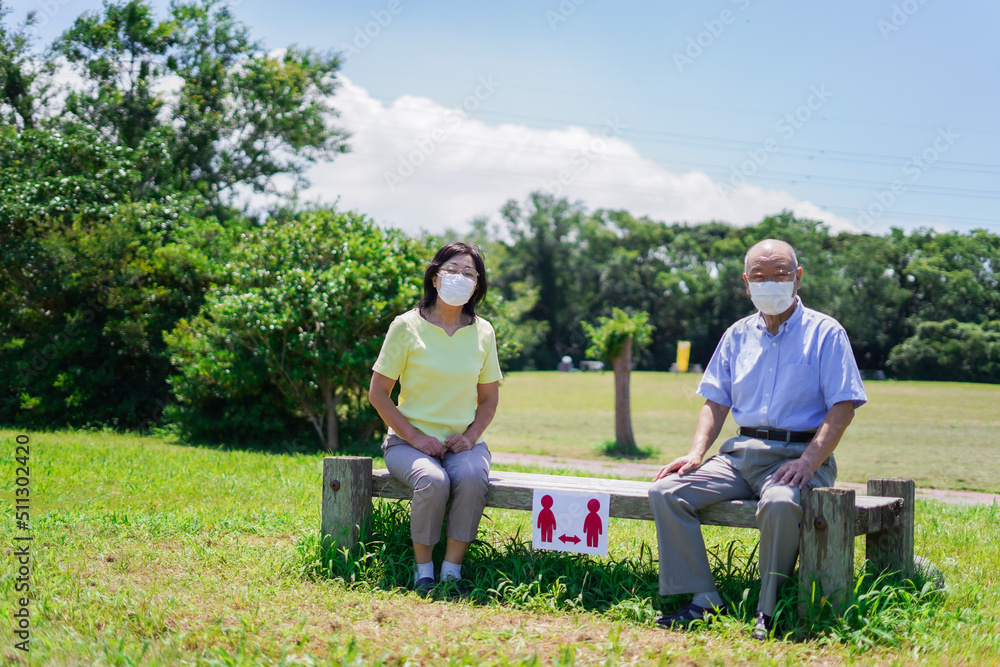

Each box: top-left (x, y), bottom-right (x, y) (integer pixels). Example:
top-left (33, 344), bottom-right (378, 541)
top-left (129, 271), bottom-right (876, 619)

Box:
top-left (676, 340), bottom-right (691, 373)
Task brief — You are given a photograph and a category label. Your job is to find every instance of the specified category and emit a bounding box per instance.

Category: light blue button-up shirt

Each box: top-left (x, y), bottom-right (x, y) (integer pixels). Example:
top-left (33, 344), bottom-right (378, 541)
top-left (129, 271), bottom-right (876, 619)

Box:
top-left (697, 300), bottom-right (867, 432)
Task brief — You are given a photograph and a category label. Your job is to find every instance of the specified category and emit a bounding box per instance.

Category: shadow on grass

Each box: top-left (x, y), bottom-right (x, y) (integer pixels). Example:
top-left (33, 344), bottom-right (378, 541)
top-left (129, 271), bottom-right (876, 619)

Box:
top-left (296, 499), bottom-right (951, 649)
top-left (298, 500), bottom-right (755, 623)
top-left (160, 424), bottom-right (386, 458)
top-left (592, 439), bottom-right (657, 461)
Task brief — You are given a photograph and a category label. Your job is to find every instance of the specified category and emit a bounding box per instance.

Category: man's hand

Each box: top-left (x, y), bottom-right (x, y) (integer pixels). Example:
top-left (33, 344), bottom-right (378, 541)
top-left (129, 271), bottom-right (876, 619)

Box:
top-left (445, 434), bottom-right (474, 454)
top-left (411, 434), bottom-right (447, 458)
top-left (773, 457), bottom-right (816, 489)
top-left (654, 400), bottom-right (729, 482)
top-left (773, 401), bottom-right (856, 489)
top-left (653, 453), bottom-right (703, 482)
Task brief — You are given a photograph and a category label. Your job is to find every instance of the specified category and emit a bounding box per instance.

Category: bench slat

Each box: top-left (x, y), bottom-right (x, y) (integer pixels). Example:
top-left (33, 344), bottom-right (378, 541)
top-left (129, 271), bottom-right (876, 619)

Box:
top-left (372, 469), bottom-right (904, 535)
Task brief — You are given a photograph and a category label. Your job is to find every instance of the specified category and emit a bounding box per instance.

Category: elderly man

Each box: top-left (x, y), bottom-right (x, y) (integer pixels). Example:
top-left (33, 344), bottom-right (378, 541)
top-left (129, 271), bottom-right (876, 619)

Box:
top-left (648, 239), bottom-right (867, 640)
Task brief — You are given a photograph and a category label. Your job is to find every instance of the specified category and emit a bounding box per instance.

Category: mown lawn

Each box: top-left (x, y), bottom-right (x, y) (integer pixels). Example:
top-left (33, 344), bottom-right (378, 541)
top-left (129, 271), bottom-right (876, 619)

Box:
top-left (1, 376), bottom-right (999, 665)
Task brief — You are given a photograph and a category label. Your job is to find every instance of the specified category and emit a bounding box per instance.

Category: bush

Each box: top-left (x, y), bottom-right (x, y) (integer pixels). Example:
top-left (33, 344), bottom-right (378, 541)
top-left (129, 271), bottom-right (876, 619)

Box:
top-left (165, 208), bottom-right (426, 452)
top-left (887, 319), bottom-right (1000, 383)
top-left (0, 198), bottom-right (239, 430)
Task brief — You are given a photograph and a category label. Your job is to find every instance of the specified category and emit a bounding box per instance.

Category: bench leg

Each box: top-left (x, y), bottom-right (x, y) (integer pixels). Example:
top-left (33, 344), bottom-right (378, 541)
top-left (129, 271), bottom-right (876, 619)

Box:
top-left (799, 487), bottom-right (856, 615)
top-left (321, 456), bottom-right (373, 550)
top-left (866, 478), bottom-right (915, 578)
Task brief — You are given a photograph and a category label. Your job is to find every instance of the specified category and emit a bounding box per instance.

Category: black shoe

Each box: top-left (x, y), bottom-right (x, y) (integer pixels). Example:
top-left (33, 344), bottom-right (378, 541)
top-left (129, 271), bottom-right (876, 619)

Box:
top-left (655, 601), bottom-right (716, 629)
top-left (752, 611), bottom-right (773, 640)
top-left (414, 577), bottom-right (435, 597)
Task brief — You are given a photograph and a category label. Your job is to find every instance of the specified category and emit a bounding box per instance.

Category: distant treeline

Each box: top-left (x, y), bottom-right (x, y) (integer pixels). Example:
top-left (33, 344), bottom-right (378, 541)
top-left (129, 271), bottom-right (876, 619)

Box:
top-left (2, 0), bottom-right (998, 451)
top-left (475, 193), bottom-right (1000, 382)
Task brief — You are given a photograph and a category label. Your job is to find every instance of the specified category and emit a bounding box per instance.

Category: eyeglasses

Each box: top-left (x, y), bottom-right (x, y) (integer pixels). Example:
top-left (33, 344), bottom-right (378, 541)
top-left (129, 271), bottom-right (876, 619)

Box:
top-left (747, 267), bottom-right (798, 283)
top-left (747, 272), bottom-right (795, 283)
top-left (439, 264), bottom-right (479, 282)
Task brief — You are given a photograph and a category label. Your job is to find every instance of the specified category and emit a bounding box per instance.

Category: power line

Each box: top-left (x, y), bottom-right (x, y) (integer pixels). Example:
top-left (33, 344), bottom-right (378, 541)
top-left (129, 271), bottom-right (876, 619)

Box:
top-left (340, 120), bottom-right (1000, 202)
top-left (324, 93), bottom-right (1000, 230)
top-left (318, 151), bottom-right (1000, 230)
top-left (343, 110), bottom-right (1000, 176)
top-left (348, 71), bottom-right (1000, 138)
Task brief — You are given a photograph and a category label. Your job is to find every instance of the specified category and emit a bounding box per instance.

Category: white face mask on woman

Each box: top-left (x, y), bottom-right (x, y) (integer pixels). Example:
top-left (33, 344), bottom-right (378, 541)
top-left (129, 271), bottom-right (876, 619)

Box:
top-left (747, 280), bottom-right (796, 315)
top-left (437, 273), bottom-right (476, 307)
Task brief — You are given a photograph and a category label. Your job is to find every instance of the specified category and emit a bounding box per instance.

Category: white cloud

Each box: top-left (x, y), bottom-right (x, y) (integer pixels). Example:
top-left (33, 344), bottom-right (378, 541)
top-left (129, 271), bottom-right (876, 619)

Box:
top-left (300, 77), bottom-right (859, 235)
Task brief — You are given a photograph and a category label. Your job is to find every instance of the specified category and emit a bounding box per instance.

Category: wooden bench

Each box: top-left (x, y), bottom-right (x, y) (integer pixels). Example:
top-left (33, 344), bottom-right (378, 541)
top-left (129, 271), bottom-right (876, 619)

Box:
top-left (322, 456), bottom-right (915, 609)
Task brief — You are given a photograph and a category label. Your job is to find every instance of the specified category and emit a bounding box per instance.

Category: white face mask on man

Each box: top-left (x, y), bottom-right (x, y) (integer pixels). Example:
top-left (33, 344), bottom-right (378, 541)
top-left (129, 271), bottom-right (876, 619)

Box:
top-left (747, 280), bottom-right (796, 315)
top-left (437, 273), bottom-right (476, 307)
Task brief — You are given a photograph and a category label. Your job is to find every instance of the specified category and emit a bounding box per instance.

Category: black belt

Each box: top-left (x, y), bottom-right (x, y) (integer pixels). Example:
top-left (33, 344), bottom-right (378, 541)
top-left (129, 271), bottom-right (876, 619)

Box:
top-left (738, 427), bottom-right (815, 443)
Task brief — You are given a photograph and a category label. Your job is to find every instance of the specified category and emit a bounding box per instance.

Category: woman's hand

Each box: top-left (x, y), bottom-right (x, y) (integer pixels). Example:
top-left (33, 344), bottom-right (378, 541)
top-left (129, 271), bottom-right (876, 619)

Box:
top-left (443, 382), bottom-right (498, 456)
top-left (445, 434), bottom-right (474, 453)
top-left (411, 434), bottom-right (447, 458)
top-left (370, 372), bottom-right (444, 456)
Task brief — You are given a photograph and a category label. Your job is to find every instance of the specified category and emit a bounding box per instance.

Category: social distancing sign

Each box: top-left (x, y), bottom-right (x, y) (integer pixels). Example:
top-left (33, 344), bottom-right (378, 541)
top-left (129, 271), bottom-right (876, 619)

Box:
top-left (531, 489), bottom-right (610, 556)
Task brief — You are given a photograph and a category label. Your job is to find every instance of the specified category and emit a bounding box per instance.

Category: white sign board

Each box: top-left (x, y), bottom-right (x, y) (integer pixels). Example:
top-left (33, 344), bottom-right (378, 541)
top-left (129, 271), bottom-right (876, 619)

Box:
top-left (531, 488), bottom-right (611, 556)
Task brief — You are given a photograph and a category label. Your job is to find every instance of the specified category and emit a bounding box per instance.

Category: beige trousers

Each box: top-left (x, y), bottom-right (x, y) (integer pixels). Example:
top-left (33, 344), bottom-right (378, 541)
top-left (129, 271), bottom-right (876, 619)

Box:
top-left (648, 436), bottom-right (837, 616)
top-left (383, 434), bottom-right (492, 545)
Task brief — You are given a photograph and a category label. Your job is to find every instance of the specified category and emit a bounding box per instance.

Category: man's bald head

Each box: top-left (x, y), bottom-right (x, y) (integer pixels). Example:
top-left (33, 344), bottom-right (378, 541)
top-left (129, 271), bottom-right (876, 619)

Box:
top-left (744, 240), bottom-right (798, 275)
top-left (743, 239), bottom-right (802, 319)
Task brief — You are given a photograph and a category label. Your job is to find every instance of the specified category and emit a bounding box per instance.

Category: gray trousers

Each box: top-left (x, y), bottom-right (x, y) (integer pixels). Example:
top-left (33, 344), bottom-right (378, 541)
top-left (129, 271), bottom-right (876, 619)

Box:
top-left (648, 436), bottom-right (837, 616)
top-left (383, 435), bottom-right (492, 546)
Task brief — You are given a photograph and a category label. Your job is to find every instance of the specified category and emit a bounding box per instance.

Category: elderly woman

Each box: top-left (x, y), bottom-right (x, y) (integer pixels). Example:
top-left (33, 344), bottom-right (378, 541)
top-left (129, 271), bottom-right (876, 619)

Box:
top-left (368, 242), bottom-right (502, 595)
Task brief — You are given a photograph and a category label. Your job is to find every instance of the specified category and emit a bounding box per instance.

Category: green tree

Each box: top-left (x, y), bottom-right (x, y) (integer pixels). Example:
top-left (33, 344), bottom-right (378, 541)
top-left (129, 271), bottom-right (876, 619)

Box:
top-left (167, 0), bottom-right (350, 205)
top-left (602, 212), bottom-right (730, 371)
top-left (0, 3), bottom-right (55, 130)
top-left (55, 0), bottom-right (350, 207)
top-left (2, 201), bottom-right (239, 429)
top-left (166, 210), bottom-right (425, 452)
top-left (0, 119), bottom-right (229, 429)
top-left (827, 231), bottom-right (913, 369)
top-left (901, 229), bottom-right (1000, 326)
top-left (887, 319), bottom-right (1000, 383)
top-left (1, 0), bottom-right (354, 433)
top-left (497, 192), bottom-right (588, 369)
top-left (56, 0), bottom-right (174, 148)
top-left (582, 308), bottom-right (653, 456)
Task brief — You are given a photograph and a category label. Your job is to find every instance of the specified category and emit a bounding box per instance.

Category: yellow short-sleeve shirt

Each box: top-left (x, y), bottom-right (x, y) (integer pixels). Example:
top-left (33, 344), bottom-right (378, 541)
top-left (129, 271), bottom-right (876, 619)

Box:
top-left (372, 309), bottom-right (502, 444)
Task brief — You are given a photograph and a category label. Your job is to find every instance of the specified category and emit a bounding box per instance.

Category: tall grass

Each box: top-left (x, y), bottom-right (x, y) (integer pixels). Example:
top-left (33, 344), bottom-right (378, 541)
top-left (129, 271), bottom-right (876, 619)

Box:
top-left (297, 497), bottom-right (973, 652)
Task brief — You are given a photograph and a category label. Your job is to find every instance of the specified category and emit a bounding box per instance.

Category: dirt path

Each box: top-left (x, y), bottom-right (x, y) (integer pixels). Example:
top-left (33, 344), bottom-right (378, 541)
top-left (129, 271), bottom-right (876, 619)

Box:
top-left (491, 451), bottom-right (1000, 506)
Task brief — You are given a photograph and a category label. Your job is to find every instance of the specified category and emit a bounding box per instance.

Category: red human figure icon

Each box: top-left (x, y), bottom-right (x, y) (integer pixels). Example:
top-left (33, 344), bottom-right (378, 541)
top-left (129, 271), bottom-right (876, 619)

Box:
top-left (583, 498), bottom-right (603, 548)
top-left (537, 494), bottom-right (557, 543)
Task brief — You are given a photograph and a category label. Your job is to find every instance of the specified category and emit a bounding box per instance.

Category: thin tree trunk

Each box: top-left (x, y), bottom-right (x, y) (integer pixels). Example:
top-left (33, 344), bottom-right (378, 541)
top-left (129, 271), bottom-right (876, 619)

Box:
top-left (305, 406), bottom-right (326, 449)
top-left (612, 336), bottom-right (638, 455)
top-left (304, 410), bottom-right (326, 447)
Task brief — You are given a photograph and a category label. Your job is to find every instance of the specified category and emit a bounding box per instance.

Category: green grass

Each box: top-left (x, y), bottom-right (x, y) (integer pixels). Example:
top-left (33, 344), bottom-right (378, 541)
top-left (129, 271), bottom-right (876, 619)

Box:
top-left (2, 377), bottom-right (1000, 665)
top-left (489, 372), bottom-right (1000, 493)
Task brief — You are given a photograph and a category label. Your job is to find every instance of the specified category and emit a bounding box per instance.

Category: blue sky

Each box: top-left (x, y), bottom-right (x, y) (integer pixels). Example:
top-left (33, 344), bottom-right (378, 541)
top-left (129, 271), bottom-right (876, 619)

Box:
top-left (9, 0), bottom-right (999, 236)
